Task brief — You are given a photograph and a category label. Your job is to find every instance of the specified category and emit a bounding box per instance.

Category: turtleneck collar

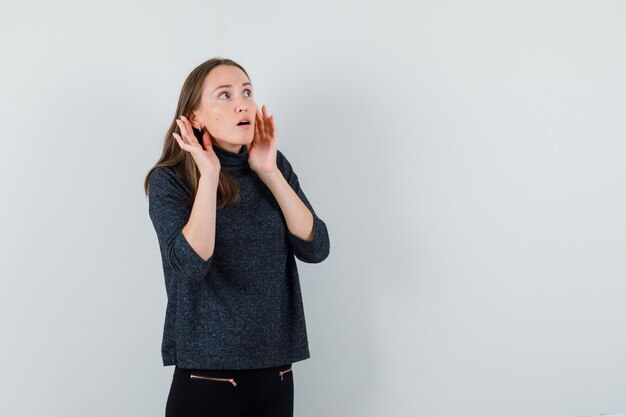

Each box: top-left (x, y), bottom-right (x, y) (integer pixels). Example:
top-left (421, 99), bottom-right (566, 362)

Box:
top-left (212, 144), bottom-right (249, 169)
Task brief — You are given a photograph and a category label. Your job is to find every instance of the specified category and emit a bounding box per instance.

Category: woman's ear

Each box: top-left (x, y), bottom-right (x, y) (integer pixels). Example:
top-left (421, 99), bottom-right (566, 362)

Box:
top-left (189, 112), bottom-right (202, 130)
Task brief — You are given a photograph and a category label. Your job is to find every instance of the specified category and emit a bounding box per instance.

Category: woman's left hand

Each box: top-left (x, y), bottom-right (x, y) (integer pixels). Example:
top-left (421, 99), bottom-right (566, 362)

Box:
top-left (247, 104), bottom-right (278, 175)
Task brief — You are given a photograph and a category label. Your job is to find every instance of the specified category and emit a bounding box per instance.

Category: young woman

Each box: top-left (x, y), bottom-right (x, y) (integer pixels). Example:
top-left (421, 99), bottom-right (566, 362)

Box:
top-left (143, 57), bottom-right (330, 417)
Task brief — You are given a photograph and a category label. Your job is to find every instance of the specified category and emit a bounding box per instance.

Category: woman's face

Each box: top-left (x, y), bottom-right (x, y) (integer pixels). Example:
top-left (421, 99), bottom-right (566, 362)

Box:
top-left (190, 65), bottom-right (258, 152)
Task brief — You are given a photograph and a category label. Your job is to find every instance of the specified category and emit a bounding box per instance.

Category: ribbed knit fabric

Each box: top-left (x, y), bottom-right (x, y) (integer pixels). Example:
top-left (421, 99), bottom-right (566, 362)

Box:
top-left (147, 144), bottom-right (330, 369)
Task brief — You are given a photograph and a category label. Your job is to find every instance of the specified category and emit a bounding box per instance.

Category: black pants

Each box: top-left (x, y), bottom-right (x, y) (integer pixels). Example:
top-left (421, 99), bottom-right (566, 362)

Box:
top-left (166, 363), bottom-right (294, 417)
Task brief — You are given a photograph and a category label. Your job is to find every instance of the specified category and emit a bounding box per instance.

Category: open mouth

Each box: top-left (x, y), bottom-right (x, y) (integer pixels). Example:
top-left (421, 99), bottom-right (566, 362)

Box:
top-left (237, 120), bottom-right (251, 126)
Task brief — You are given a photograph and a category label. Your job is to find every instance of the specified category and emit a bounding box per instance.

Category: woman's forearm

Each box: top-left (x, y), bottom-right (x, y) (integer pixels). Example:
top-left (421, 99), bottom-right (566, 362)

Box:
top-left (258, 169), bottom-right (314, 241)
top-left (182, 174), bottom-right (219, 261)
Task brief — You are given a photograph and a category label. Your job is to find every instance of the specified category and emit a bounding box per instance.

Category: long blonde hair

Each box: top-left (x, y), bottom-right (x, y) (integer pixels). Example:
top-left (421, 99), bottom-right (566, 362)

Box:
top-left (143, 57), bottom-right (250, 210)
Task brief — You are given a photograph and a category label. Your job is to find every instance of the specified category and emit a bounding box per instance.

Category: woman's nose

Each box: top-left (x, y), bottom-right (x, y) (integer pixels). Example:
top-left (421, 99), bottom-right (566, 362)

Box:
top-left (235, 97), bottom-right (248, 113)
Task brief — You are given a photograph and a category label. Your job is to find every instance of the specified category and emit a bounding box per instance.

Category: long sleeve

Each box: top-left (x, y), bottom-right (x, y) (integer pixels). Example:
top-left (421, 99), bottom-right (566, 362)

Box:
top-left (277, 150), bottom-right (331, 264)
top-left (148, 167), bottom-right (213, 283)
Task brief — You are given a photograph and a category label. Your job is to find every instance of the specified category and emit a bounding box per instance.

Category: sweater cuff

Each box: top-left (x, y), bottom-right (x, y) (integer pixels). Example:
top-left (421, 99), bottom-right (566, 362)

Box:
top-left (173, 229), bottom-right (213, 281)
top-left (286, 215), bottom-right (329, 263)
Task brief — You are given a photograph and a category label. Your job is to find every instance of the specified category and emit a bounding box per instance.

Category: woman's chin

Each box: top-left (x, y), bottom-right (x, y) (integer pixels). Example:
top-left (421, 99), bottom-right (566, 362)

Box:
top-left (226, 130), bottom-right (254, 143)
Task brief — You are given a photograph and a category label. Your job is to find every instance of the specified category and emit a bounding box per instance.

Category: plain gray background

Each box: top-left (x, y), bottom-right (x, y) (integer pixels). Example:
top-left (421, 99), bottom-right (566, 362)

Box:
top-left (1, 1), bottom-right (625, 416)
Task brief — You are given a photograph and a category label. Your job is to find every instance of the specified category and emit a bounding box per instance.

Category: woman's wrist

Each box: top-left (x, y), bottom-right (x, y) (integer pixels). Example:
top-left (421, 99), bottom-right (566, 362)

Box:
top-left (199, 172), bottom-right (220, 187)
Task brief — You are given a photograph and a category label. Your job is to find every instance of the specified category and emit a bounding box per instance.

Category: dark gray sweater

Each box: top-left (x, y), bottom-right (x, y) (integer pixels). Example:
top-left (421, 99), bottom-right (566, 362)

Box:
top-left (147, 144), bottom-right (330, 369)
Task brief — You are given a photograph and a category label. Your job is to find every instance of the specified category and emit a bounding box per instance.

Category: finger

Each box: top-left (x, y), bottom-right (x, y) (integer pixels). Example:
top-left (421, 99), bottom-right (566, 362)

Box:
top-left (179, 116), bottom-right (196, 143)
top-left (256, 113), bottom-right (263, 141)
top-left (181, 116), bottom-right (195, 138)
top-left (254, 112), bottom-right (261, 139)
top-left (269, 114), bottom-right (275, 138)
top-left (252, 116), bottom-right (257, 137)
top-left (263, 112), bottom-right (270, 136)
top-left (173, 132), bottom-right (187, 148)
top-left (262, 106), bottom-right (269, 133)
top-left (181, 121), bottom-right (197, 145)
top-left (263, 115), bottom-right (269, 136)
top-left (173, 132), bottom-right (191, 150)
top-left (257, 111), bottom-right (265, 136)
top-left (175, 120), bottom-right (190, 145)
top-left (178, 117), bottom-right (194, 145)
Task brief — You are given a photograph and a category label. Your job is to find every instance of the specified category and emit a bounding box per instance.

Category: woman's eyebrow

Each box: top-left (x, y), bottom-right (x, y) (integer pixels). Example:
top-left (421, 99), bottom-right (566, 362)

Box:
top-left (213, 82), bottom-right (252, 92)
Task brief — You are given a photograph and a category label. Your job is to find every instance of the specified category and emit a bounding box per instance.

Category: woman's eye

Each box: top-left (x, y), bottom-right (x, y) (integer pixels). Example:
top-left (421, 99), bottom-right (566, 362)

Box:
top-left (218, 89), bottom-right (252, 100)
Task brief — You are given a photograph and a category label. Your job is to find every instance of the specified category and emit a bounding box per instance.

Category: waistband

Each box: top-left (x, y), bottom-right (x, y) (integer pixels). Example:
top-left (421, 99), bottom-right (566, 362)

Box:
top-left (174, 363), bottom-right (292, 378)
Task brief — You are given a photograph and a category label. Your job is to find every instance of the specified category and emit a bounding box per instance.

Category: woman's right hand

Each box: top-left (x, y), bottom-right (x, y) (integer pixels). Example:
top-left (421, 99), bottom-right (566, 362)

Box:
top-left (173, 115), bottom-right (221, 177)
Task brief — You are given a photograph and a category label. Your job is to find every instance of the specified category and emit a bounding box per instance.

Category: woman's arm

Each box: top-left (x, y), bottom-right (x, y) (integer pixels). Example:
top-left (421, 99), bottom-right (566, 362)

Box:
top-left (258, 169), bottom-right (314, 242)
top-left (148, 167), bottom-right (218, 282)
top-left (258, 150), bottom-right (330, 263)
top-left (182, 174), bottom-right (219, 261)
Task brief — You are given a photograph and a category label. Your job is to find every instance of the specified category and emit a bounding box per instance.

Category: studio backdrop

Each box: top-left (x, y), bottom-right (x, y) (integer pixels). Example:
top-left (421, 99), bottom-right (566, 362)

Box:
top-left (1, 1), bottom-right (625, 417)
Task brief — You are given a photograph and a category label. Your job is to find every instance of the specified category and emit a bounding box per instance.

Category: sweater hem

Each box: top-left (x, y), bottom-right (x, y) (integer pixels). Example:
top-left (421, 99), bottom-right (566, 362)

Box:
top-left (162, 344), bottom-right (311, 370)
